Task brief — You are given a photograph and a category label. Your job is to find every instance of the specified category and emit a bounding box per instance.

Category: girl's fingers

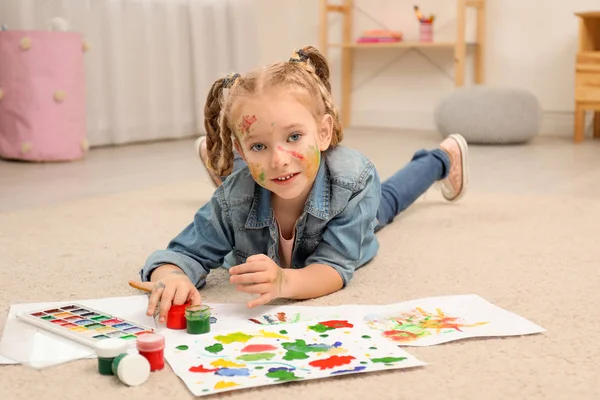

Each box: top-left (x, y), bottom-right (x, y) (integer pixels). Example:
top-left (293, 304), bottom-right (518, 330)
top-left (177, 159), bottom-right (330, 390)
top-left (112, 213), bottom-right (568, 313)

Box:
top-left (247, 293), bottom-right (272, 308)
top-left (235, 283), bottom-right (271, 294)
top-left (146, 282), bottom-right (164, 317)
top-left (173, 284), bottom-right (191, 306)
top-left (158, 285), bottom-right (176, 324)
top-left (189, 288), bottom-right (202, 306)
top-left (230, 272), bottom-right (269, 285)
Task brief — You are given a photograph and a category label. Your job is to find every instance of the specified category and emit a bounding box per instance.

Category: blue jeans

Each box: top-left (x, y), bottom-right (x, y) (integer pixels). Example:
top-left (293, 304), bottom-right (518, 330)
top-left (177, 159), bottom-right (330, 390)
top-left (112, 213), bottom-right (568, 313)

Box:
top-left (375, 148), bottom-right (450, 230)
top-left (224, 147), bottom-right (450, 232)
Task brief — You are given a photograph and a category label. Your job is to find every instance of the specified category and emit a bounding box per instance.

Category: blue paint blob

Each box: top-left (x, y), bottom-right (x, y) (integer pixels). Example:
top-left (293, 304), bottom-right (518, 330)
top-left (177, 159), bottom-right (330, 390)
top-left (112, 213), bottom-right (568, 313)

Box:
top-left (267, 367), bottom-right (294, 373)
top-left (209, 316), bottom-right (217, 324)
top-left (215, 368), bottom-right (250, 377)
top-left (331, 366), bottom-right (367, 374)
top-left (332, 341), bottom-right (342, 348)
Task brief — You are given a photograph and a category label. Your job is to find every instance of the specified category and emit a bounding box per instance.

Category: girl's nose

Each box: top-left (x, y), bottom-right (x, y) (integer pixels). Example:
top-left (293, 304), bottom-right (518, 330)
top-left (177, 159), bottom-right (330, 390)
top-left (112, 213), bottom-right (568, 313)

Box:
top-left (271, 146), bottom-right (290, 169)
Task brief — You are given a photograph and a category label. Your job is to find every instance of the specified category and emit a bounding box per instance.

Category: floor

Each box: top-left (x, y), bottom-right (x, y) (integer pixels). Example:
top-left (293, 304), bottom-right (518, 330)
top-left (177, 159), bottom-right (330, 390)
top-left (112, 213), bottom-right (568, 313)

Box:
top-left (1, 129), bottom-right (599, 212)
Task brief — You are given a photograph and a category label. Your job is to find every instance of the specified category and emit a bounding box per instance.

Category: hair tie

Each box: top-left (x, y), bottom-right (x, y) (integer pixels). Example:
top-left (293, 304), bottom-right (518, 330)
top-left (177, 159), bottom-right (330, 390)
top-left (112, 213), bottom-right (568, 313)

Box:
top-left (222, 73), bottom-right (240, 89)
top-left (289, 49), bottom-right (309, 63)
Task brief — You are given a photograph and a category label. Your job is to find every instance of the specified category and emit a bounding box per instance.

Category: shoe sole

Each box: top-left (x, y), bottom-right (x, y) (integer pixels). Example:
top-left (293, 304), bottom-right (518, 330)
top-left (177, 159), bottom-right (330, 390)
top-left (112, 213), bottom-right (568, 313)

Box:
top-left (444, 133), bottom-right (469, 202)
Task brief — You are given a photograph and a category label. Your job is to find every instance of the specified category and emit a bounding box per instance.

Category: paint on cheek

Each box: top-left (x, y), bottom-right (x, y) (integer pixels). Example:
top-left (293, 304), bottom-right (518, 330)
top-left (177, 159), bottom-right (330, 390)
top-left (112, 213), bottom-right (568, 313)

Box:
top-left (248, 163), bottom-right (267, 186)
top-left (276, 146), bottom-right (304, 160)
top-left (303, 145), bottom-right (321, 179)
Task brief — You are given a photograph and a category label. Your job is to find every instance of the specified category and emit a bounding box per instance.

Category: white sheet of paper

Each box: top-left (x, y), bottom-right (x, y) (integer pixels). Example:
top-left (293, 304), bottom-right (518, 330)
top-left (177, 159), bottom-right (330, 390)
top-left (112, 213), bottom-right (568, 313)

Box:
top-left (0, 296), bottom-right (155, 369)
top-left (163, 316), bottom-right (426, 397)
top-left (363, 294), bottom-right (546, 346)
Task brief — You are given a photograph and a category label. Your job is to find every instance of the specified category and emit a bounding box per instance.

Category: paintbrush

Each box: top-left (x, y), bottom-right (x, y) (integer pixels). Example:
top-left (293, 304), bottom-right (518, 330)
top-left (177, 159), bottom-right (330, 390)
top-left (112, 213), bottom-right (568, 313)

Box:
top-left (128, 280), bottom-right (152, 293)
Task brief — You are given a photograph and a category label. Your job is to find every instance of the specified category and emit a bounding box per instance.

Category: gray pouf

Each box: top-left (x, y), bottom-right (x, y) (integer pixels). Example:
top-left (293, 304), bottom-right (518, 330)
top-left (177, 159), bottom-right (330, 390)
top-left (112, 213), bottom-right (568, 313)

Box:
top-left (434, 86), bottom-right (541, 144)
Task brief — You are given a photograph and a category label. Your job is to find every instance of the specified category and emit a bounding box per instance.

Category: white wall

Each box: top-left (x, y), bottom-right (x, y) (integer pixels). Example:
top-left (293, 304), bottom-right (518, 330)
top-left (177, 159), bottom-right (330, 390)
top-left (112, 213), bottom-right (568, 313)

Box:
top-left (255, 0), bottom-right (600, 137)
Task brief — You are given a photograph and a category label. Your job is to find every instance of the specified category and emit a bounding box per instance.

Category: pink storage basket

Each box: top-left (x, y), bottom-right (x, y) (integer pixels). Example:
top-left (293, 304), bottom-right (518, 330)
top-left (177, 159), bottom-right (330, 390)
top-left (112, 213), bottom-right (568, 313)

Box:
top-left (0, 31), bottom-right (87, 162)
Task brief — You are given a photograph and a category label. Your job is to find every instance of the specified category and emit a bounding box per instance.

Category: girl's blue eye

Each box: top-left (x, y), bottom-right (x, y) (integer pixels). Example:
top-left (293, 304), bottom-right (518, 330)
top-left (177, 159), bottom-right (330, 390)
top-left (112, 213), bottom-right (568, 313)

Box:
top-left (289, 132), bottom-right (301, 142)
top-left (251, 144), bottom-right (265, 152)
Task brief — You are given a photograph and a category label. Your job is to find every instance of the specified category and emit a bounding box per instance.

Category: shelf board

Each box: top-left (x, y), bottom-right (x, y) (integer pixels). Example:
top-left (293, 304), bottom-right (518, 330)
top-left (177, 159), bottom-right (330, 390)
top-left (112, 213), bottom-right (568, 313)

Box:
top-left (330, 42), bottom-right (458, 49)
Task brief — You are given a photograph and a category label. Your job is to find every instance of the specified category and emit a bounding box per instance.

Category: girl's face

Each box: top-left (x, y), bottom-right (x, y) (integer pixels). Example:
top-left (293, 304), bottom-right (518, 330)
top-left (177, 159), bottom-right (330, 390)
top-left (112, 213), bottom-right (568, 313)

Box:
top-left (232, 89), bottom-right (333, 202)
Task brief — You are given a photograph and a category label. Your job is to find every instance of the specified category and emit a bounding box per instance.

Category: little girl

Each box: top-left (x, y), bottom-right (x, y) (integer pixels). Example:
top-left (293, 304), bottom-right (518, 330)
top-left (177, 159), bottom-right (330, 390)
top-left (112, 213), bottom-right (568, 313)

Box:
top-left (131, 46), bottom-right (469, 324)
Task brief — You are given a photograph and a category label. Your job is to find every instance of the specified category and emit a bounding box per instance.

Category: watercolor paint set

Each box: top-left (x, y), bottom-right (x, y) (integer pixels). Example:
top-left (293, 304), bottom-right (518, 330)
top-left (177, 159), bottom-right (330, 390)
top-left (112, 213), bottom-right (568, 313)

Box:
top-left (16, 303), bottom-right (155, 348)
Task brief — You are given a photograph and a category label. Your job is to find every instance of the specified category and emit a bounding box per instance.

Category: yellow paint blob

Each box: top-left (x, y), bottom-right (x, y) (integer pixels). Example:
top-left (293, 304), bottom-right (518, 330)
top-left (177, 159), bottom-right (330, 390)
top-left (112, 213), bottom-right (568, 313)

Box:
top-left (80, 139), bottom-right (89, 151)
top-left (257, 329), bottom-right (288, 339)
top-left (214, 381), bottom-right (240, 389)
top-left (210, 359), bottom-right (245, 368)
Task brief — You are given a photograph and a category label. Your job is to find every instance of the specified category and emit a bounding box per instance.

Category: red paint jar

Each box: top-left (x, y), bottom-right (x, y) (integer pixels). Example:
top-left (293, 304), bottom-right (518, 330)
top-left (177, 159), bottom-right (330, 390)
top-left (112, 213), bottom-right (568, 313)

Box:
top-left (136, 333), bottom-right (165, 371)
top-left (166, 302), bottom-right (190, 330)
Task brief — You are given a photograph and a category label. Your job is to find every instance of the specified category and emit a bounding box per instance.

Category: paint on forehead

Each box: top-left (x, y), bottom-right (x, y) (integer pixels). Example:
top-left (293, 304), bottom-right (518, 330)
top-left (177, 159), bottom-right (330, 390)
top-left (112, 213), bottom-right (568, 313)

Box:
top-left (238, 115), bottom-right (257, 137)
top-left (276, 146), bottom-right (304, 160)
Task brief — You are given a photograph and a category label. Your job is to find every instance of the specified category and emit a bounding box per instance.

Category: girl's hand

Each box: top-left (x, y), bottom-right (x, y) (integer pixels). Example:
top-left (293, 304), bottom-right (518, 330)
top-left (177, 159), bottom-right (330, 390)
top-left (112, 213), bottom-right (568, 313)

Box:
top-left (229, 254), bottom-right (287, 308)
top-left (129, 270), bottom-right (201, 324)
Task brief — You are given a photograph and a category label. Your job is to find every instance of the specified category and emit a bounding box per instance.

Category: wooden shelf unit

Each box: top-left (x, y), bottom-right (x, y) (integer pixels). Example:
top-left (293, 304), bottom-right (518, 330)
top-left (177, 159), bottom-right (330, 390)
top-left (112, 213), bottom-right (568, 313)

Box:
top-left (573, 11), bottom-right (600, 143)
top-left (319, 0), bottom-right (487, 127)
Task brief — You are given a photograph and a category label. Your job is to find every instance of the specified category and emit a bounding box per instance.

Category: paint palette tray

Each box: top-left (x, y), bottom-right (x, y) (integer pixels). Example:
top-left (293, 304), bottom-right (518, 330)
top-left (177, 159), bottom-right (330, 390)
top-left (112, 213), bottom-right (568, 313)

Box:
top-left (16, 303), bottom-right (155, 348)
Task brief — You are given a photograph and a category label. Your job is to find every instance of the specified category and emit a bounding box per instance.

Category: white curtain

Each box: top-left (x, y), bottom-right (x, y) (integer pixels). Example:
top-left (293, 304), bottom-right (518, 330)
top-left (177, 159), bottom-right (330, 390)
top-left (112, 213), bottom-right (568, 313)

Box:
top-left (0, 0), bottom-right (260, 146)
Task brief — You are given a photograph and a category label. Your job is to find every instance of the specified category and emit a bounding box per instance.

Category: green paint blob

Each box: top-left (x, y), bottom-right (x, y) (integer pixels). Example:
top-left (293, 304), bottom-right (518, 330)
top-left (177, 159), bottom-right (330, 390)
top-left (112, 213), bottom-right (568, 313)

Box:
top-left (259, 170), bottom-right (265, 182)
top-left (369, 347), bottom-right (377, 350)
top-left (361, 335), bottom-right (371, 339)
top-left (255, 366), bottom-right (264, 370)
top-left (205, 343), bottom-right (224, 354)
top-left (236, 352), bottom-right (276, 361)
top-left (266, 369), bottom-right (301, 382)
top-left (279, 330), bottom-right (288, 334)
top-left (360, 361), bottom-right (368, 365)
top-left (307, 323), bottom-right (332, 333)
top-left (370, 357), bottom-right (407, 364)
top-left (319, 334), bottom-right (329, 338)
top-left (176, 345), bottom-right (189, 351)
top-left (283, 350), bottom-right (309, 361)
top-left (281, 339), bottom-right (330, 361)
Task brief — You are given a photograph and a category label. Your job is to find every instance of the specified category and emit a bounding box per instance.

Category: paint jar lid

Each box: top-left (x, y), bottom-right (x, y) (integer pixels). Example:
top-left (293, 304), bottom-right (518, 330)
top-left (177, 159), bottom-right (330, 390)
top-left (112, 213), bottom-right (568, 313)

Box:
top-left (113, 353), bottom-right (150, 387)
top-left (136, 333), bottom-right (165, 352)
top-left (168, 301), bottom-right (191, 314)
top-left (94, 338), bottom-right (129, 358)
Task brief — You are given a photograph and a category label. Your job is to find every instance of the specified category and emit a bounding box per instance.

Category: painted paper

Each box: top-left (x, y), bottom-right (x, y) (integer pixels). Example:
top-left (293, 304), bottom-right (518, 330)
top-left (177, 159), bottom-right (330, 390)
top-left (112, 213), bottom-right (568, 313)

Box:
top-left (364, 294), bottom-right (545, 346)
top-left (164, 318), bottom-right (425, 396)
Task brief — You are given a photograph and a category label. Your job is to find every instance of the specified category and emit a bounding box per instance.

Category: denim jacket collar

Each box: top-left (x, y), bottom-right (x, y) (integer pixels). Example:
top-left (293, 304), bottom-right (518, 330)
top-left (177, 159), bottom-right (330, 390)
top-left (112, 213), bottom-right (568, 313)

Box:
top-left (244, 159), bottom-right (331, 229)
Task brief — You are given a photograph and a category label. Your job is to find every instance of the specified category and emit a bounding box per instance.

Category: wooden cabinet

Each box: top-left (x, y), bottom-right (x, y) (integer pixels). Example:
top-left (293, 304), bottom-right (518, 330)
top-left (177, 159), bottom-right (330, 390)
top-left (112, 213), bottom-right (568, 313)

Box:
top-left (574, 11), bottom-right (600, 142)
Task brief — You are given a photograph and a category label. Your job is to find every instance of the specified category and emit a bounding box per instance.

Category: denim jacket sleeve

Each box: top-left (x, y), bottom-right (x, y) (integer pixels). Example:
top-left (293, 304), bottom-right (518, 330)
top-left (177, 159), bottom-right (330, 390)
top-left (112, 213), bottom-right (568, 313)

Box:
top-left (139, 187), bottom-right (235, 289)
top-left (304, 164), bottom-right (381, 286)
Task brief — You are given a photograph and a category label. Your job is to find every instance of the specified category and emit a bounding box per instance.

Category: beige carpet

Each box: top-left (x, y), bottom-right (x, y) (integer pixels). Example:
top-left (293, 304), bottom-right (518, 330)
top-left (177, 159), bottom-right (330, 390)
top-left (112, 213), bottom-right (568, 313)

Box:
top-left (0, 180), bottom-right (598, 400)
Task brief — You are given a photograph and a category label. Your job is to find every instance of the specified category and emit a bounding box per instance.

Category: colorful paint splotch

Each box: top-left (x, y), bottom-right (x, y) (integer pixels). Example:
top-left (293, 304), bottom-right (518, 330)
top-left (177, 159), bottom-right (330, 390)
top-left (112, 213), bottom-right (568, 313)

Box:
top-left (248, 312), bottom-right (301, 325)
top-left (308, 320), bottom-right (354, 333)
top-left (365, 307), bottom-right (489, 344)
top-left (309, 355), bottom-right (355, 370)
top-left (239, 115), bottom-right (257, 137)
top-left (164, 319), bottom-right (424, 397)
top-left (276, 145), bottom-right (305, 160)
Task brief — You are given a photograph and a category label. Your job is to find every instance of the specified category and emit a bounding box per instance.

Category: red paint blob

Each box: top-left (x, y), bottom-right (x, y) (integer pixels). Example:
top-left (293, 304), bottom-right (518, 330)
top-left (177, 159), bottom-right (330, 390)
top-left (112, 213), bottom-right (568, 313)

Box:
top-left (189, 364), bottom-right (219, 373)
top-left (240, 344), bottom-right (278, 353)
top-left (319, 320), bottom-right (354, 329)
top-left (309, 355), bottom-right (355, 370)
top-left (383, 330), bottom-right (419, 342)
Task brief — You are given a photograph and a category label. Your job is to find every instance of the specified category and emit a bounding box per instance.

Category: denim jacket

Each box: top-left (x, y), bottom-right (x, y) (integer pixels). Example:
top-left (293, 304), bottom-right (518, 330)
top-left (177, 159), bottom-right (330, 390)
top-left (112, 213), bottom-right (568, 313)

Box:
top-left (140, 145), bottom-right (381, 289)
